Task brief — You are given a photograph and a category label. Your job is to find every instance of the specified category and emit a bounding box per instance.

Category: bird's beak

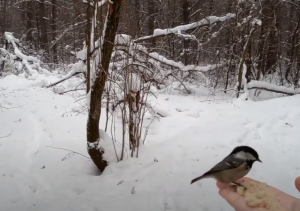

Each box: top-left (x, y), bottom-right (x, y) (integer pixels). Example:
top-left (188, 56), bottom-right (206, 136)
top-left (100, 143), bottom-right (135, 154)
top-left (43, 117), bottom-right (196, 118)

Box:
top-left (257, 158), bottom-right (262, 163)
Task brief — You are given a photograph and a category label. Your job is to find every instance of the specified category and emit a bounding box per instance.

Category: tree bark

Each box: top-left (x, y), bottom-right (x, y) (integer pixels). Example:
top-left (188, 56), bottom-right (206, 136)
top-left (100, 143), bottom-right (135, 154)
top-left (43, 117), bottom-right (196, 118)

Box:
top-left (257, 0), bottom-right (279, 77)
top-left (51, 0), bottom-right (58, 63)
top-left (237, 27), bottom-right (256, 97)
top-left (87, 0), bottom-right (123, 172)
top-left (35, 1), bottom-right (40, 49)
top-left (148, 0), bottom-right (156, 48)
top-left (86, 0), bottom-right (92, 93)
top-left (286, 1), bottom-right (300, 83)
top-left (182, 0), bottom-right (190, 65)
top-left (26, 1), bottom-right (34, 44)
top-left (1, 0), bottom-right (7, 44)
top-left (38, 0), bottom-right (48, 52)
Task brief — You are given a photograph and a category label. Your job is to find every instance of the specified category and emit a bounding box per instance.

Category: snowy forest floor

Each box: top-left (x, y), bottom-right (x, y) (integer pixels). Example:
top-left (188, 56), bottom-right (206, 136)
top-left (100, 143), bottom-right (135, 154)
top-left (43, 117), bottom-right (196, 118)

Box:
top-left (1, 74), bottom-right (300, 211)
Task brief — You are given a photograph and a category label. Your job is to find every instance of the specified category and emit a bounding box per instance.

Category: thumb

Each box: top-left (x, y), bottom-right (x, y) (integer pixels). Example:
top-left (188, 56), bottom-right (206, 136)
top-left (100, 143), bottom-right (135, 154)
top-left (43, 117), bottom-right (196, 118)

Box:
top-left (295, 176), bottom-right (300, 193)
top-left (219, 188), bottom-right (248, 211)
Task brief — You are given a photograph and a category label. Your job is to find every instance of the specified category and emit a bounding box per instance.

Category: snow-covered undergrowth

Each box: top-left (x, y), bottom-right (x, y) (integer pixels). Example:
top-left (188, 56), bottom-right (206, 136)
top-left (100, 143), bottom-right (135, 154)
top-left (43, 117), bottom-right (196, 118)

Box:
top-left (1, 32), bottom-right (52, 79)
top-left (1, 74), bottom-right (300, 211)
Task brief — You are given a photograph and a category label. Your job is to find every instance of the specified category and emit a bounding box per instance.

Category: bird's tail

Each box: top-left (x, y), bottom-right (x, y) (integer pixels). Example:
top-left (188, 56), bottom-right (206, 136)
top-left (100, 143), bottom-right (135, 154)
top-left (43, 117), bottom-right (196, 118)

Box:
top-left (190, 175), bottom-right (205, 184)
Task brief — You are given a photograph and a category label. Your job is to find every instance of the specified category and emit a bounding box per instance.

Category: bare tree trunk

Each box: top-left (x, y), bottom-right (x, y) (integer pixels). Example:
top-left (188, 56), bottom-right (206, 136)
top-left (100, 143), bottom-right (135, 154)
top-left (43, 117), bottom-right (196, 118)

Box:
top-left (26, 1), bottom-right (33, 44)
top-left (286, 1), bottom-right (300, 82)
top-left (87, 0), bottom-right (123, 172)
top-left (148, 0), bottom-right (156, 48)
top-left (224, 0), bottom-right (235, 93)
top-left (294, 5), bottom-right (300, 87)
top-left (208, 0), bottom-right (214, 15)
top-left (257, 0), bottom-right (279, 77)
top-left (1, 0), bottom-right (7, 44)
top-left (132, 0), bottom-right (140, 37)
top-left (237, 27), bottom-right (256, 97)
top-left (86, 0), bottom-right (92, 93)
top-left (182, 0), bottom-right (190, 65)
top-left (51, 0), bottom-right (58, 63)
top-left (38, 0), bottom-right (48, 52)
top-left (35, 1), bottom-right (40, 49)
top-left (265, 24), bottom-right (278, 74)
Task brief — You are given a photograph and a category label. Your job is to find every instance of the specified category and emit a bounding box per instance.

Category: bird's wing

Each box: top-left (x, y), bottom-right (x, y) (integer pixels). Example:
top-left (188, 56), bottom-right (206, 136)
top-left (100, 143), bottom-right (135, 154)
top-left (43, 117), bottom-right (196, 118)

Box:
top-left (191, 157), bottom-right (247, 184)
top-left (202, 156), bottom-right (245, 176)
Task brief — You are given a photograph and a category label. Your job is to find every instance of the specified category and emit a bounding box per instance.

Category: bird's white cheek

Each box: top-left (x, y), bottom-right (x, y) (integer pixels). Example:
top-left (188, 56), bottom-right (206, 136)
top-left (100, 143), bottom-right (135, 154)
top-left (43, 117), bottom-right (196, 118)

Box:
top-left (234, 152), bottom-right (247, 159)
top-left (234, 152), bottom-right (256, 161)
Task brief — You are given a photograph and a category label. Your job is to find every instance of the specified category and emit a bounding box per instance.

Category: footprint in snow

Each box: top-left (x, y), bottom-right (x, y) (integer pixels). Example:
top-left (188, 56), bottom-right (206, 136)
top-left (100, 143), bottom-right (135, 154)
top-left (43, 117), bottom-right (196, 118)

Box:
top-left (185, 110), bottom-right (202, 118)
top-left (117, 180), bottom-right (124, 185)
top-left (131, 187), bottom-right (136, 194)
top-left (164, 196), bottom-right (174, 210)
top-left (285, 123), bottom-right (293, 127)
top-left (256, 123), bottom-right (263, 128)
top-left (29, 185), bottom-right (37, 193)
top-left (236, 131), bottom-right (250, 143)
top-left (73, 188), bottom-right (85, 195)
top-left (48, 134), bottom-right (53, 140)
top-left (252, 132), bottom-right (261, 140)
top-left (164, 202), bottom-right (172, 210)
top-left (279, 114), bottom-right (288, 120)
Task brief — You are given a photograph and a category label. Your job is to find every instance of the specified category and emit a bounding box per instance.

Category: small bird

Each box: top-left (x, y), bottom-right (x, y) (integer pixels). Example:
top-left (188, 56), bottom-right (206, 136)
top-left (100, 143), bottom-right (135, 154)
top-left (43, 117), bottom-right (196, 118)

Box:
top-left (190, 146), bottom-right (262, 188)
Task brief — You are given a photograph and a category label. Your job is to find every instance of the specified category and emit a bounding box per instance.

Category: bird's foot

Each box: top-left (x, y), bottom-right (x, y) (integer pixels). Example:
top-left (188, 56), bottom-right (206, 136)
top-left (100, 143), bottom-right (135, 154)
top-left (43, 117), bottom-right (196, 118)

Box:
top-left (229, 184), bottom-right (238, 192)
top-left (232, 181), bottom-right (247, 191)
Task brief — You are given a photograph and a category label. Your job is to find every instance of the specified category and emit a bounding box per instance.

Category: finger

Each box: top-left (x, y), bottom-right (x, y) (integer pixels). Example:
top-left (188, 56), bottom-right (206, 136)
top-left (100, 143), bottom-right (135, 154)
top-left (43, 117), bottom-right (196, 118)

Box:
top-left (216, 181), bottom-right (228, 189)
top-left (216, 177), bottom-right (255, 190)
top-left (219, 188), bottom-right (248, 210)
top-left (236, 177), bottom-right (255, 183)
top-left (295, 176), bottom-right (300, 193)
top-left (219, 188), bottom-right (268, 211)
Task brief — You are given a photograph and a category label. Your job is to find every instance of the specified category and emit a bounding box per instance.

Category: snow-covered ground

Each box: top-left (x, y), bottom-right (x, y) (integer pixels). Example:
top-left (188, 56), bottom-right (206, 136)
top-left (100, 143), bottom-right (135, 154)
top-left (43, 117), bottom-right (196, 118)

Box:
top-left (1, 74), bottom-right (300, 211)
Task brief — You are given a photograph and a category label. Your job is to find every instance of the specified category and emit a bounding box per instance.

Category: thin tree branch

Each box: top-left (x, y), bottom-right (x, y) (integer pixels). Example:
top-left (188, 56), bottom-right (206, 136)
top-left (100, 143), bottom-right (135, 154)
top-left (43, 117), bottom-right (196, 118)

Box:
top-left (0, 130), bottom-right (13, 139)
top-left (46, 71), bottom-right (84, 88)
top-left (45, 145), bottom-right (91, 159)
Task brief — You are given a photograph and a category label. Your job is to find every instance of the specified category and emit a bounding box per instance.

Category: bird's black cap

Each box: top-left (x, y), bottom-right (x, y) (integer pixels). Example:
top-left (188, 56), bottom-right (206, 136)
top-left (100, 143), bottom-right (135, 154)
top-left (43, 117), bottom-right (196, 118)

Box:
top-left (230, 145), bottom-right (262, 162)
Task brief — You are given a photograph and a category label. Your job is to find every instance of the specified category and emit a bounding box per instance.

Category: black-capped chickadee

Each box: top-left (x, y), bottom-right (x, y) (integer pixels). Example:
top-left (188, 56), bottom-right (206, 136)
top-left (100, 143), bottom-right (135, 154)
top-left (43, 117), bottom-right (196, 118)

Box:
top-left (191, 146), bottom-right (262, 188)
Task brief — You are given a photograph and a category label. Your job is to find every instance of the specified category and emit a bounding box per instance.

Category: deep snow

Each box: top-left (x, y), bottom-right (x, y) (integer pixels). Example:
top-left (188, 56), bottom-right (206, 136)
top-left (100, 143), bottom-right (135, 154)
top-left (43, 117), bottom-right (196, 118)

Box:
top-left (1, 74), bottom-right (300, 211)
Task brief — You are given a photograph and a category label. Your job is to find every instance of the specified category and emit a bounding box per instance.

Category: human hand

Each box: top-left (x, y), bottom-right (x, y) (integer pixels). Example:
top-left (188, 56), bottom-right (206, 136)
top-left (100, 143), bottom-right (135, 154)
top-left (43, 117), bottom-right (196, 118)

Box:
top-left (216, 177), bottom-right (300, 211)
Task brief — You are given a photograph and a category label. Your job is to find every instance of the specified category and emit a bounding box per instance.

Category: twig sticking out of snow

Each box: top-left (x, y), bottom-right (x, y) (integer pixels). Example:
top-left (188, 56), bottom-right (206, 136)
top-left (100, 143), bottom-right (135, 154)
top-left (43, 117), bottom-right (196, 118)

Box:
top-left (46, 71), bottom-right (83, 88)
top-left (0, 104), bottom-right (27, 110)
top-left (45, 145), bottom-right (91, 160)
top-left (0, 130), bottom-right (13, 139)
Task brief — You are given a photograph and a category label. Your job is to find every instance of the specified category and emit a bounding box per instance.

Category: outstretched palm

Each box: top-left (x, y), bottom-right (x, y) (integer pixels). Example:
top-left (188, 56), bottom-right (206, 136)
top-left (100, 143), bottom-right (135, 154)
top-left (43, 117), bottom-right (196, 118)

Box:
top-left (216, 177), bottom-right (300, 211)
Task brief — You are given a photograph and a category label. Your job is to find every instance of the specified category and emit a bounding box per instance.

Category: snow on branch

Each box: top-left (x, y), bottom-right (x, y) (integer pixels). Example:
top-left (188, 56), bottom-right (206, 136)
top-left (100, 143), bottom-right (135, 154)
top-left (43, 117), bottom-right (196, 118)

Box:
top-left (77, 31), bottom-right (222, 74)
top-left (4, 32), bottom-right (51, 77)
top-left (97, 0), bottom-right (107, 7)
top-left (148, 51), bottom-right (223, 72)
top-left (238, 63), bottom-right (249, 100)
top-left (83, 0), bottom-right (108, 8)
top-left (134, 13), bottom-right (236, 43)
top-left (115, 34), bottom-right (224, 74)
top-left (247, 81), bottom-right (300, 95)
top-left (75, 37), bottom-right (103, 61)
top-left (46, 61), bottom-right (85, 88)
top-left (0, 48), bottom-right (17, 60)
